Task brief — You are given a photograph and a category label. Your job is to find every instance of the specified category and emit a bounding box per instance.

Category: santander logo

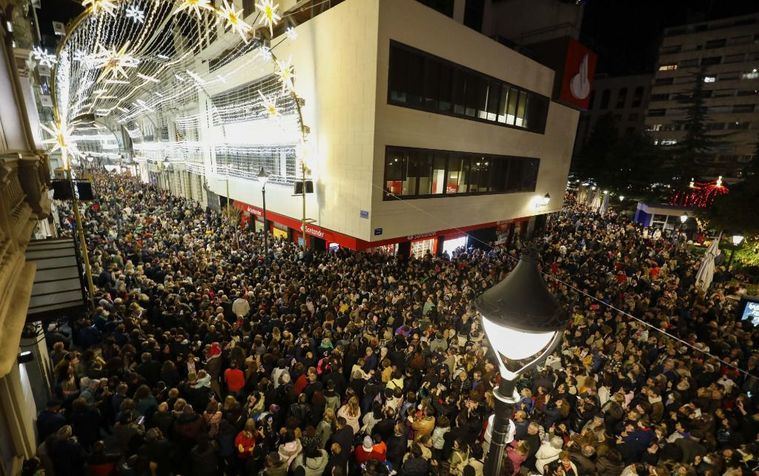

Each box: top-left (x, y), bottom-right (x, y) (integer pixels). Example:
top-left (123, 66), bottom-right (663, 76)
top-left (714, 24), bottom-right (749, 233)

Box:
top-left (570, 53), bottom-right (591, 100)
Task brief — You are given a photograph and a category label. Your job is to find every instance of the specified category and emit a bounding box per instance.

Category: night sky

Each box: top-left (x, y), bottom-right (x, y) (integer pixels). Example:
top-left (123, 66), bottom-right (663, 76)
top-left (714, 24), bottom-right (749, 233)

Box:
top-left (581, 0), bottom-right (759, 76)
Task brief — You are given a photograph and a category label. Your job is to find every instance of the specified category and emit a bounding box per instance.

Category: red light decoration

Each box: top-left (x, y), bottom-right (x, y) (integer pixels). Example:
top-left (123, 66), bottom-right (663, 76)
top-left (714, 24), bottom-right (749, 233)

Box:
top-left (670, 177), bottom-right (729, 208)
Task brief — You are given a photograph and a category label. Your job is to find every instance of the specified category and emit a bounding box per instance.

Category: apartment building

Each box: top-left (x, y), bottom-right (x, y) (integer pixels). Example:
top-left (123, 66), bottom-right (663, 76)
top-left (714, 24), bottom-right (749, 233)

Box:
top-left (646, 12), bottom-right (759, 178)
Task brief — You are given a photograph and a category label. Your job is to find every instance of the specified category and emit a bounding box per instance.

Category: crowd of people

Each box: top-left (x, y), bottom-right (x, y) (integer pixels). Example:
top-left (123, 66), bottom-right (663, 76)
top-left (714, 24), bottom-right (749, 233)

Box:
top-left (31, 172), bottom-right (758, 476)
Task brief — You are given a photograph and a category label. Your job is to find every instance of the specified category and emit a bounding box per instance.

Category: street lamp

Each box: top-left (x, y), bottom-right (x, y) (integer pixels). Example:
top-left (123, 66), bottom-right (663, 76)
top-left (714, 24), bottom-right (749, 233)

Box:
top-left (475, 249), bottom-right (568, 476)
top-left (257, 167), bottom-right (270, 261)
top-left (680, 215), bottom-right (688, 224)
top-left (727, 234), bottom-right (745, 270)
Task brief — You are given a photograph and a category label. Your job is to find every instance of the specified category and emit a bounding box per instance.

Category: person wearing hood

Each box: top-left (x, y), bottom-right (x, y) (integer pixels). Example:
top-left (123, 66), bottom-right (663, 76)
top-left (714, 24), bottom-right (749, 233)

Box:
top-left (293, 444), bottom-right (329, 476)
top-left (535, 435), bottom-right (564, 474)
top-left (355, 435), bottom-right (384, 465)
top-left (277, 432), bottom-right (303, 471)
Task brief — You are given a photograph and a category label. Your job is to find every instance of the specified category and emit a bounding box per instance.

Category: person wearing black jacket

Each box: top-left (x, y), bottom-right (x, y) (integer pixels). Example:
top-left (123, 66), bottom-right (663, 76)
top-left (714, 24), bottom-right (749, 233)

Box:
top-left (386, 421), bottom-right (408, 470)
top-left (330, 416), bottom-right (354, 456)
top-left (37, 400), bottom-right (66, 442)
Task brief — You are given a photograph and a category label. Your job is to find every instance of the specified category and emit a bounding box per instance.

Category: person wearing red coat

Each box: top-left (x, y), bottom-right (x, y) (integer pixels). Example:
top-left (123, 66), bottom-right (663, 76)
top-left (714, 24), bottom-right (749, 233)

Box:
top-left (355, 436), bottom-right (384, 465)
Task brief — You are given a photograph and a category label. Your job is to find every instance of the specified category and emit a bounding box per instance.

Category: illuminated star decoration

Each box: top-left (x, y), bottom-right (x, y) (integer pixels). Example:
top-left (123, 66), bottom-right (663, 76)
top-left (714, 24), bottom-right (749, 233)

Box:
top-left (40, 121), bottom-right (79, 165)
top-left (72, 49), bottom-right (87, 63)
top-left (258, 90), bottom-right (279, 118)
top-left (81, 0), bottom-right (118, 17)
top-left (91, 42), bottom-right (140, 80)
top-left (256, 0), bottom-right (281, 36)
top-left (125, 5), bottom-right (145, 23)
top-left (258, 46), bottom-right (273, 62)
top-left (31, 46), bottom-right (57, 67)
top-left (218, 0), bottom-right (252, 43)
top-left (173, 0), bottom-right (213, 19)
top-left (285, 27), bottom-right (297, 40)
top-left (275, 57), bottom-right (295, 93)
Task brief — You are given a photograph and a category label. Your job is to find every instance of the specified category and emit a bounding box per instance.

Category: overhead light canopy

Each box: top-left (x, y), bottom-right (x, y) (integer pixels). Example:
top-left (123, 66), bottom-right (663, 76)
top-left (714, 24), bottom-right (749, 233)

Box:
top-left (475, 249), bottom-right (568, 381)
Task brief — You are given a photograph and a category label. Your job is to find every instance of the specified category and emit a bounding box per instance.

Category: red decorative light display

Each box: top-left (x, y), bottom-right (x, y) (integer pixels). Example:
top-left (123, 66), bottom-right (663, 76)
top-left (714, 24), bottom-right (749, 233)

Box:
top-left (670, 177), bottom-right (729, 208)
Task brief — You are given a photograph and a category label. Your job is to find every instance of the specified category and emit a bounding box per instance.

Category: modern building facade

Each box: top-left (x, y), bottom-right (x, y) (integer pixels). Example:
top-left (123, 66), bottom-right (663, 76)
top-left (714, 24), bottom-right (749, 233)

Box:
top-left (140, 0), bottom-right (579, 256)
top-left (574, 73), bottom-right (653, 152)
top-left (645, 12), bottom-right (759, 178)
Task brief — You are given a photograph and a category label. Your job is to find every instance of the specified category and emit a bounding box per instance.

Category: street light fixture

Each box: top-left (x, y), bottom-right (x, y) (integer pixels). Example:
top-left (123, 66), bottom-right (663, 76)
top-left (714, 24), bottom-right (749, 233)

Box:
top-left (475, 249), bottom-right (568, 476)
top-left (257, 167), bottom-right (270, 261)
top-left (727, 234), bottom-right (745, 271)
top-left (680, 215), bottom-right (688, 224)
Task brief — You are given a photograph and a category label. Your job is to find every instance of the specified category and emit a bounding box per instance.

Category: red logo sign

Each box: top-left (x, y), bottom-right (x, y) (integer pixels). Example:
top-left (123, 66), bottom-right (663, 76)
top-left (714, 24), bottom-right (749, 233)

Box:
top-left (559, 39), bottom-right (597, 110)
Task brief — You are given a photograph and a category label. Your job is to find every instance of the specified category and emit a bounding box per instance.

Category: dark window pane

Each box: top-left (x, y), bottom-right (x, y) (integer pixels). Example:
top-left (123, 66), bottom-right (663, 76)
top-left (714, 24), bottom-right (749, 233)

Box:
top-left (423, 57), bottom-right (439, 110)
top-left (506, 87), bottom-right (519, 125)
top-left (486, 80), bottom-right (500, 121)
top-left (385, 148), bottom-right (407, 196)
top-left (526, 95), bottom-right (549, 133)
top-left (406, 51), bottom-right (425, 107)
top-left (515, 90), bottom-right (528, 127)
top-left (403, 150), bottom-right (421, 196)
top-left (389, 46), bottom-right (410, 104)
top-left (438, 63), bottom-right (453, 113)
top-left (416, 150), bottom-right (434, 195)
top-left (600, 89), bottom-right (610, 108)
top-left (431, 153), bottom-right (447, 194)
top-left (469, 157), bottom-right (491, 192)
top-left (616, 87), bottom-right (627, 108)
top-left (520, 159), bottom-right (539, 191)
top-left (465, 75), bottom-right (484, 117)
top-left (452, 69), bottom-right (467, 115)
top-left (497, 84), bottom-right (509, 123)
top-left (490, 158), bottom-right (509, 192)
top-left (506, 158), bottom-right (523, 191)
top-left (446, 155), bottom-right (469, 193)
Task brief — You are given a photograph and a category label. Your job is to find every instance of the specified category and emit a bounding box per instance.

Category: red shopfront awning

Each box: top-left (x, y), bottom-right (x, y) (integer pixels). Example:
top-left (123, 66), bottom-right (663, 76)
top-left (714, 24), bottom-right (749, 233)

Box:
top-left (233, 200), bottom-right (528, 251)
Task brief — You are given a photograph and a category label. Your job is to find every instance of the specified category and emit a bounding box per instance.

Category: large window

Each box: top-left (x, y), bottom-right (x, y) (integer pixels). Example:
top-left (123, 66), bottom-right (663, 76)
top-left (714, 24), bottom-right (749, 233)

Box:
top-left (388, 41), bottom-right (549, 134)
top-left (384, 146), bottom-right (539, 200)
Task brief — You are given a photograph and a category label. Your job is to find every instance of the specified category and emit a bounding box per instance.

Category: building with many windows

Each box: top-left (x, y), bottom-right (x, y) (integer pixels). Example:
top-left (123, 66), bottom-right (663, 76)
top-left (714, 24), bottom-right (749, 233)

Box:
top-left (178, 0), bottom-right (580, 256)
top-left (574, 74), bottom-right (653, 153)
top-left (645, 12), bottom-right (759, 178)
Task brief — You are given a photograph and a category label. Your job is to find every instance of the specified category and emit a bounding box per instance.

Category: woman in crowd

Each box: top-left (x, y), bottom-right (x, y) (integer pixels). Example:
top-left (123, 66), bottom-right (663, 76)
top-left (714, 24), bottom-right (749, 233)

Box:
top-left (38, 172), bottom-right (758, 476)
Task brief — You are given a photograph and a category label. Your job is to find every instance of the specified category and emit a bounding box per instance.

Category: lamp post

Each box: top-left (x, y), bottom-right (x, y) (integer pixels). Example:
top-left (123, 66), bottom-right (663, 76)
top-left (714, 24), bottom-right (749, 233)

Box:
top-left (257, 167), bottom-right (270, 261)
top-left (475, 249), bottom-right (568, 476)
top-left (727, 234), bottom-right (744, 270)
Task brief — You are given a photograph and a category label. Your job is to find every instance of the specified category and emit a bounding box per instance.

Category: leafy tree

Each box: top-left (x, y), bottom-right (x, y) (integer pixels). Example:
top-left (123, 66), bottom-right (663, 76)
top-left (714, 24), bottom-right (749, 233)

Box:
top-left (573, 113), bottom-right (665, 196)
top-left (573, 112), bottom-right (618, 182)
top-left (671, 69), bottom-right (724, 183)
top-left (706, 174), bottom-right (759, 236)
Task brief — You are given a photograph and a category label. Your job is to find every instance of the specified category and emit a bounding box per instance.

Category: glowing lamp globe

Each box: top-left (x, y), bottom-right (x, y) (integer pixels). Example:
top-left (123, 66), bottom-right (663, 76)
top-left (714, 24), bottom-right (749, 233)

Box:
top-left (475, 249), bottom-right (568, 381)
top-left (732, 235), bottom-right (744, 246)
top-left (680, 215), bottom-right (688, 223)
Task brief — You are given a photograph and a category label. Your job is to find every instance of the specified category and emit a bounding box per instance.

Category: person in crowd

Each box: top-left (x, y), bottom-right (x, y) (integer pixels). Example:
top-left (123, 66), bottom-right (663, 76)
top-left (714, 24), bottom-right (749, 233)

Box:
top-left (34, 173), bottom-right (758, 476)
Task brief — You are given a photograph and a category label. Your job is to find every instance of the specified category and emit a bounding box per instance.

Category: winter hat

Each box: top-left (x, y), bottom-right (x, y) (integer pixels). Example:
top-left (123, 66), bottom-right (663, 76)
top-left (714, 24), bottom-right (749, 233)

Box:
top-left (362, 436), bottom-right (374, 452)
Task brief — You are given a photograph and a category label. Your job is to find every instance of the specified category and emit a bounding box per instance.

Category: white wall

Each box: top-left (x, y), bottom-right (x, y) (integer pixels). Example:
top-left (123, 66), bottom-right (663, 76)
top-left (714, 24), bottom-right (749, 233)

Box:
top-left (205, 0), bottom-right (381, 239)
top-left (369, 0), bottom-right (577, 241)
top-left (205, 0), bottom-right (577, 244)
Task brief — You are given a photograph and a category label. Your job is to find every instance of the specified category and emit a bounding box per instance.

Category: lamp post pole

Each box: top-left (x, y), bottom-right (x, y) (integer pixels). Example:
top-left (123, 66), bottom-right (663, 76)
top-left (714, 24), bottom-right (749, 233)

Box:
top-left (475, 249), bottom-right (568, 476)
top-left (484, 379), bottom-right (517, 476)
top-left (258, 167), bottom-right (270, 261)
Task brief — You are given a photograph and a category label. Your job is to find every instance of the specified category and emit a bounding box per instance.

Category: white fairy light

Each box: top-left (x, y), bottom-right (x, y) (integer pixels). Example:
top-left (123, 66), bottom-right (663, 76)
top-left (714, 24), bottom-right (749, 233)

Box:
top-left (258, 90), bottom-right (278, 118)
top-left (258, 46), bottom-right (273, 62)
top-left (41, 120), bottom-right (77, 156)
top-left (91, 42), bottom-right (140, 80)
top-left (125, 5), bottom-right (145, 23)
top-left (31, 46), bottom-right (56, 67)
top-left (173, 0), bottom-right (213, 19)
top-left (81, 0), bottom-right (117, 17)
top-left (217, 0), bottom-right (252, 43)
top-left (256, 0), bottom-right (281, 36)
top-left (286, 27), bottom-right (297, 40)
top-left (275, 56), bottom-right (295, 93)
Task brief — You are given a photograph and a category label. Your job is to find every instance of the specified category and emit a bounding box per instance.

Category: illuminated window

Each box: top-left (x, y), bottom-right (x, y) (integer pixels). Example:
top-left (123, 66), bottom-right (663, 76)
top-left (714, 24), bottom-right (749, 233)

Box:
top-left (658, 64), bottom-right (678, 71)
top-left (703, 76), bottom-right (717, 83)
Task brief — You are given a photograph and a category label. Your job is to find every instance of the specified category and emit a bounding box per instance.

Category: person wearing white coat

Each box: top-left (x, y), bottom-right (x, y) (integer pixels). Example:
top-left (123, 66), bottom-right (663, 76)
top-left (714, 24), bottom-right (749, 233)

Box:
top-left (534, 436), bottom-right (564, 474)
